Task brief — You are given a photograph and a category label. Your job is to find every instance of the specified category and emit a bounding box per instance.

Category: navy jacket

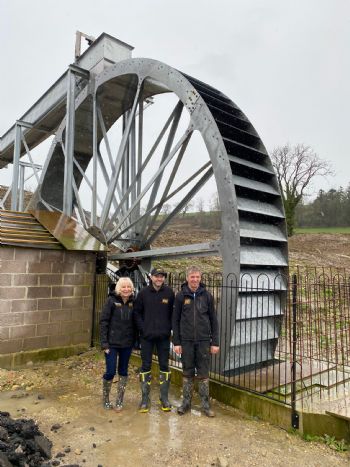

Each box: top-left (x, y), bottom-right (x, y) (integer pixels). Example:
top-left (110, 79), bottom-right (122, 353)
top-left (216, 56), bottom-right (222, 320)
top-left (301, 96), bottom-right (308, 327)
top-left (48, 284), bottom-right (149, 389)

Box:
top-left (134, 284), bottom-right (174, 340)
top-left (100, 293), bottom-right (137, 349)
top-left (173, 283), bottom-right (219, 346)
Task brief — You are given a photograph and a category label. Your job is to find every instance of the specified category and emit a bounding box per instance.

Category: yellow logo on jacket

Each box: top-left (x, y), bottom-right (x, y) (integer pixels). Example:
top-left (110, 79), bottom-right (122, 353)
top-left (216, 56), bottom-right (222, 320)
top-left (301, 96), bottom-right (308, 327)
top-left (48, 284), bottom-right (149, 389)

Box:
top-left (184, 298), bottom-right (191, 305)
top-left (115, 303), bottom-right (122, 307)
top-left (162, 298), bottom-right (169, 304)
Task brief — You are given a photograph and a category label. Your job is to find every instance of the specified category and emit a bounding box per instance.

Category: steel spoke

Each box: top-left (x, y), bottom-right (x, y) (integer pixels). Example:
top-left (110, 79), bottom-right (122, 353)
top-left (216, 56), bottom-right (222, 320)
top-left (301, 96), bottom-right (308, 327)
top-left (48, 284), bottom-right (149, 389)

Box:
top-left (110, 160), bottom-right (211, 241)
top-left (100, 81), bottom-right (144, 228)
top-left (96, 103), bottom-right (123, 203)
top-left (22, 134), bottom-right (41, 184)
top-left (105, 115), bottom-right (192, 233)
top-left (142, 131), bottom-right (192, 241)
top-left (106, 127), bottom-right (192, 243)
top-left (109, 241), bottom-right (221, 261)
top-left (72, 177), bottom-right (88, 230)
top-left (146, 167), bottom-right (213, 246)
top-left (141, 100), bottom-right (183, 234)
top-left (73, 157), bottom-right (104, 208)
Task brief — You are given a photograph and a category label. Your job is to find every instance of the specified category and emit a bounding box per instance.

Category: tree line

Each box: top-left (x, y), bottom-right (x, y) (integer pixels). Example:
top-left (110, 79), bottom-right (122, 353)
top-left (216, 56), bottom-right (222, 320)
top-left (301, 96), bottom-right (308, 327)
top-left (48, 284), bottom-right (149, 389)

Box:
top-left (296, 185), bottom-right (350, 228)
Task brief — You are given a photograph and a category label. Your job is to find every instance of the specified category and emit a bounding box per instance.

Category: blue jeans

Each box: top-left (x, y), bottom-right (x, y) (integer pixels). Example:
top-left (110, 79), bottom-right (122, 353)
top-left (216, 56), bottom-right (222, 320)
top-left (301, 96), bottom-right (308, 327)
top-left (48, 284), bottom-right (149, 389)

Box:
top-left (103, 346), bottom-right (133, 381)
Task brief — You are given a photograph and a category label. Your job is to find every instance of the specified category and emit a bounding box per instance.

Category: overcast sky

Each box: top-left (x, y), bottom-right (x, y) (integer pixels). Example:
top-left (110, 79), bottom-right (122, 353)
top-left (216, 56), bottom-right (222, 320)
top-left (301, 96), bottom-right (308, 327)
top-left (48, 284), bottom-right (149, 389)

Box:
top-left (0, 0), bottom-right (349, 198)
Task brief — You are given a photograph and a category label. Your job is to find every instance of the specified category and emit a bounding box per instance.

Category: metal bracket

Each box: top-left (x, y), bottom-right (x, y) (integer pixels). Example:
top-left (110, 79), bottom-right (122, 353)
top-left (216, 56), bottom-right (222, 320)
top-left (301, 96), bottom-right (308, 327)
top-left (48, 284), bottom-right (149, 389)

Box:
top-left (291, 411), bottom-right (299, 429)
top-left (68, 64), bottom-right (90, 80)
top-left (16, 120), bottom-right (33, 129)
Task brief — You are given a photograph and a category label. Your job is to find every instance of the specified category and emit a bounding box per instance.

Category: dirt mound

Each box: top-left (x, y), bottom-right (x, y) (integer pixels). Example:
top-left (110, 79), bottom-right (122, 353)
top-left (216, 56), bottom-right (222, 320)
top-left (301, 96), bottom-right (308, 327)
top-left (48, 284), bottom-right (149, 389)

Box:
top-left (0, 411), bottom-right (53, 466)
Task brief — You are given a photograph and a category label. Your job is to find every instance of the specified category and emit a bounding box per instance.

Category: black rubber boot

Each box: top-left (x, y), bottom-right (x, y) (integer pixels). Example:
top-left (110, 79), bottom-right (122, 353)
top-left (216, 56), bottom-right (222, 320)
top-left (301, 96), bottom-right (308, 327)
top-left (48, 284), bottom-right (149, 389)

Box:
top-left (102, 379), bottom-right (113, 410)
top-left (138, 371), bottom-right (151, 413)
top-left (159, 371), bottom-right (172, 412)
top-left (198, 378), bottom-right (215, 417)
top-left (177, 377), bottom-right (193, 415)
top-left (114, 376), bottom-right (128, 412)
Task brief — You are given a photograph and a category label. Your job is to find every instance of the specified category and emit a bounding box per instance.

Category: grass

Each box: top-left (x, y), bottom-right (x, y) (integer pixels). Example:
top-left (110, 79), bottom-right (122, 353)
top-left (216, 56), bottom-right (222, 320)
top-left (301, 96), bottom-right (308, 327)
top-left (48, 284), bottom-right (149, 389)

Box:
top-left (302, 433), bottom-right (349, 452)
top-left (295, 227), bottom-right (350, 234)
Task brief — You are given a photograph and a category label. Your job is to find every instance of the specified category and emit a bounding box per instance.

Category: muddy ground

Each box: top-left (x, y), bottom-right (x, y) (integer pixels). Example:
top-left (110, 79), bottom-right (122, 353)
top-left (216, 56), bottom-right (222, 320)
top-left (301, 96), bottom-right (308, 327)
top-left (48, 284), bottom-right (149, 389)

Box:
top-left (288, 233), bottom-right (350, 270)
top-left (0, 350), bottom-right (348, 467)
top-left (155, 220), bottom-right (350, 272)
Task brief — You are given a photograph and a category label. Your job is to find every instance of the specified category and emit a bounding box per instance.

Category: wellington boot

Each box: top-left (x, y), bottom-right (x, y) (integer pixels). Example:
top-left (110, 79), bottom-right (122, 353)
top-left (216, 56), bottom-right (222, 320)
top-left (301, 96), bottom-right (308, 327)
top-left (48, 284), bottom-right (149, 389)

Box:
top-left (114, 376), bottom-right (128, 412)
top-left (102, 379), bottom-right (113, 410)
top-left (159, 371), bottom-right (172, 411)
top-left (138, 371), bottom-right (151, 413)
top-left (198, 378), bottom-right (215, 417)
top-left (177, 377), bottom-right (193, 415)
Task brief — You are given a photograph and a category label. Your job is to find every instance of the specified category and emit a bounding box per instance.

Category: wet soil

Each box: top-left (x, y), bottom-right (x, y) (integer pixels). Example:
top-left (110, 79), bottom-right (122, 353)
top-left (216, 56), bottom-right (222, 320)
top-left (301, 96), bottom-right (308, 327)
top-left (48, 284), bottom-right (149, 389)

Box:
top-left (0, 351), bottom-right (349, 467)
top-left (288, 233), bottom-right (350, 269)
top-left (155, 220), bottom-right (350, 272)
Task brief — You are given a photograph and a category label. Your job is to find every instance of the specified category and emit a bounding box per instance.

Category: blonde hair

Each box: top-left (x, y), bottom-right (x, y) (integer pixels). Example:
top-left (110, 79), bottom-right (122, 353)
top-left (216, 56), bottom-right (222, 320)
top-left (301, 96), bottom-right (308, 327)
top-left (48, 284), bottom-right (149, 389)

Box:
top-left (116, 277), bottom-right (135, 295)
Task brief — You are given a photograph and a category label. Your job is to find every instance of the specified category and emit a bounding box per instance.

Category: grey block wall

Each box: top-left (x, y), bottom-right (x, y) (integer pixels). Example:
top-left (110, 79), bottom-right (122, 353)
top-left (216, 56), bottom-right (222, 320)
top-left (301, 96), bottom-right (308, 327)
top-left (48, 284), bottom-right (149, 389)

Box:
top-left (0, 246), bottom-right (96, 361)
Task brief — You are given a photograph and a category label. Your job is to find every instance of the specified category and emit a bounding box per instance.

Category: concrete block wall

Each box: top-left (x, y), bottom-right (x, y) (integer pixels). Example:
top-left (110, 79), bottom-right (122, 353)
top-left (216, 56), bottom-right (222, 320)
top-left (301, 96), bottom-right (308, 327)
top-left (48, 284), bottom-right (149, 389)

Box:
top-left (0, 246), bottom-right (96, 365)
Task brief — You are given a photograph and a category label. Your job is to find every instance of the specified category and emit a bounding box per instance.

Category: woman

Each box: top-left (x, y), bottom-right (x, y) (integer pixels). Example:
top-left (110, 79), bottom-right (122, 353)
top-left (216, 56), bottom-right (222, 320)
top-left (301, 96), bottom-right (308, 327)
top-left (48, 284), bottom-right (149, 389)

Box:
top-left (100, 277), bottom-right (137, 411)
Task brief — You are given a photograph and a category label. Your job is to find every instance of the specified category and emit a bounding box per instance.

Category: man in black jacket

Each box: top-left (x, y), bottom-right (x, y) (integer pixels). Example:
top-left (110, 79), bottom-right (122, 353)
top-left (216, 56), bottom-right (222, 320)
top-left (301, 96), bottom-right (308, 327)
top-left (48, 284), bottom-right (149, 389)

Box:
top-left (134, 267), bottom-right (174, 412)
top-left (173, 265), bottom-right (219, 417)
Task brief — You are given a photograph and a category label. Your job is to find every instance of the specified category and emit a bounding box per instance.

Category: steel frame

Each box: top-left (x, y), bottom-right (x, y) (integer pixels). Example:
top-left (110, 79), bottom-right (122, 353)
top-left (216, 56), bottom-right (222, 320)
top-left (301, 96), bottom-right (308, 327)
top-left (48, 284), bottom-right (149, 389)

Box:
top-left (0, 35), bottom-right (288, 372)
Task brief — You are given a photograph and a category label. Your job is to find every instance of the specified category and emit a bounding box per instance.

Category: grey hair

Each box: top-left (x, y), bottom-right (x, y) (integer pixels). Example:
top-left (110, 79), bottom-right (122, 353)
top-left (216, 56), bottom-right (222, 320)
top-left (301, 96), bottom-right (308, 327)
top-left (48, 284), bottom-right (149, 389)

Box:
top-left (186, 265), bottom-right (202, 277)
top-left (116, 277), bottom-right (135, 295)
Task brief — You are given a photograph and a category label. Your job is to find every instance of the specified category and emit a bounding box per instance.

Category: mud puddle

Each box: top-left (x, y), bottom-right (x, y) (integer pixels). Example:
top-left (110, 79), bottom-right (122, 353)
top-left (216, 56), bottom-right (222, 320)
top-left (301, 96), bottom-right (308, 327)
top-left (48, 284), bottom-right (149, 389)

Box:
top-left (0, 352), bottom-right (349, 466)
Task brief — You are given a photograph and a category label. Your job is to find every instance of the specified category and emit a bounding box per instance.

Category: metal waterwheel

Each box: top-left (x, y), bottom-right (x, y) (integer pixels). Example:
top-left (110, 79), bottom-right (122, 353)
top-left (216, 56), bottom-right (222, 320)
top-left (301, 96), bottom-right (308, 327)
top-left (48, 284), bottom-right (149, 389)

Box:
top-left (30, 59), bottom-right (287, 277)
top-left (27, 58), bottom-right (288, 372)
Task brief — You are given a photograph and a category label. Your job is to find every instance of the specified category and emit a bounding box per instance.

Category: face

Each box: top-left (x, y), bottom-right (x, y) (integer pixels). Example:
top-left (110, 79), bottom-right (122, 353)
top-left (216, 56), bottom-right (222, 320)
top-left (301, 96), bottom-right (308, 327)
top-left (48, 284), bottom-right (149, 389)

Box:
top-left (187, 272), bottom-right (201, 292)
top-left (119, 282), bottom-right (133, 298)
top-left (151, 274), bottom-right (165, 289)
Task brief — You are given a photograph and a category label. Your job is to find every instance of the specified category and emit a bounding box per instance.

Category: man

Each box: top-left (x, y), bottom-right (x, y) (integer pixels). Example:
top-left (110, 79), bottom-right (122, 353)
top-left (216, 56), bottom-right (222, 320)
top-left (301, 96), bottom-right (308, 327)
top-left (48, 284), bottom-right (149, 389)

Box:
top-left (134, 267), bottom-right (175, 412)
top-left (173, 265), bottom-right (219, 417)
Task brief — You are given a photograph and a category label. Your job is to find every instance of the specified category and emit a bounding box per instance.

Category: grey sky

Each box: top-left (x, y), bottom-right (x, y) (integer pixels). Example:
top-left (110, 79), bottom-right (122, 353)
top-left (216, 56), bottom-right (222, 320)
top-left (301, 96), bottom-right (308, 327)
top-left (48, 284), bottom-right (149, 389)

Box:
top-left (0, 0), bottom-right (349, 198)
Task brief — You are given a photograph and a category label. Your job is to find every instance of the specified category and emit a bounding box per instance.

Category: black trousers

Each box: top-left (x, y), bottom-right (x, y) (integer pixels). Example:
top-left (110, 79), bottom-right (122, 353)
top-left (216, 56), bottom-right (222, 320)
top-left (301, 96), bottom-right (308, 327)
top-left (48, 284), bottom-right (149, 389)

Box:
top-left (140, 336), bottom-right (170, 373)
top-left (181, 340), bottom-right (211, 378)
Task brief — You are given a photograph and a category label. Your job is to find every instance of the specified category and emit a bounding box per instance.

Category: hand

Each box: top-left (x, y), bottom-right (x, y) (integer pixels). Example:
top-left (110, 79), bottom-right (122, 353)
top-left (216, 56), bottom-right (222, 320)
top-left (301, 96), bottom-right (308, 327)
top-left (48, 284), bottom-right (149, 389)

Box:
top-left (104, 349), bottom-right (110, 354)
top-left (174, 345), bottom-right (182, 355)
top-left (210, 346), bottom-right (219, 354)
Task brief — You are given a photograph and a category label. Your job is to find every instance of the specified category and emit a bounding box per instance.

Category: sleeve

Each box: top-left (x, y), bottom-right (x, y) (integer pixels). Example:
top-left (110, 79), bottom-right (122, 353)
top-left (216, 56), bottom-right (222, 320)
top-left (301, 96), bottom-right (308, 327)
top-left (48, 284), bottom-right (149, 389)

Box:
top-left (207, 292), bottom-right (219, 346)
top-left (172, 292), bottom-right (183, 346)
top-left (99, 298), bottom-right (112, 350)
top-left (132, 306), bottom-right (141, 349)
top-left (133, 290), bottom-right (145, 335)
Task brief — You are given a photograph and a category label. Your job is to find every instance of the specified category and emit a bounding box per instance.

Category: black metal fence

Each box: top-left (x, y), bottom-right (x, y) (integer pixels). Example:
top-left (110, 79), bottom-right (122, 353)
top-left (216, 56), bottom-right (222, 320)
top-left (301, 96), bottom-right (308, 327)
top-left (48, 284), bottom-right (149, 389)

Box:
top-left (92, 268), bottom-right (350, 413)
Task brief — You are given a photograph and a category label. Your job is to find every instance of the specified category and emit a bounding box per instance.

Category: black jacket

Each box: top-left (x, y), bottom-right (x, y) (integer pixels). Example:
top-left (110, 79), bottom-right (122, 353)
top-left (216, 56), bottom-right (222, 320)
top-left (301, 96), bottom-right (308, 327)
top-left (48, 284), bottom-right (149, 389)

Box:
top-left (100, 293), bottom-right (137, 349)
top-left (172, 282), bottom-right (219, 346)
top-left (134, 284), bottom-right (174, 340)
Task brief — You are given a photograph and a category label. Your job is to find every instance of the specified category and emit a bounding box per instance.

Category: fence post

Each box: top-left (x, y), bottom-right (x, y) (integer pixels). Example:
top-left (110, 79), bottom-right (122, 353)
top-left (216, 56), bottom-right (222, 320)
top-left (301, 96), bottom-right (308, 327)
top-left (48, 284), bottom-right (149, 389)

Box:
top-left (291, 273), bottom-right (300, 429)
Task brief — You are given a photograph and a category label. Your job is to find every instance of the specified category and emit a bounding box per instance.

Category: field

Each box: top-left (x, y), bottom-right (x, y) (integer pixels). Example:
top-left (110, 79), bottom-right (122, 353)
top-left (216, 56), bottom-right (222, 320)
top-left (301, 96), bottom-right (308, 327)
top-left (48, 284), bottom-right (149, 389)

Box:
top-left (295, 227), bottom-right (350, 234)
top-left (153, 215), bottom-right (350, 272)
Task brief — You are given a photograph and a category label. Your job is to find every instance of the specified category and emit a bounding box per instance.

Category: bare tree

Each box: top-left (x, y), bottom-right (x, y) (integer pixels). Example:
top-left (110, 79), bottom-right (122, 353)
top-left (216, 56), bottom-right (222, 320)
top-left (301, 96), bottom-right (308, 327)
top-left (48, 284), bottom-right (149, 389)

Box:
top-left (181, 200), bottom-right (193, 217)
top-left (160, 203), bottom-right (172, 216)
top-left (196, 197), bottom-right (205, 213)
top-left (196, 197), bottom-right (207, 227)
top-left (208, 192), bottom-right (221, 229)
top-left (271, 143), bottom-right (333, 236)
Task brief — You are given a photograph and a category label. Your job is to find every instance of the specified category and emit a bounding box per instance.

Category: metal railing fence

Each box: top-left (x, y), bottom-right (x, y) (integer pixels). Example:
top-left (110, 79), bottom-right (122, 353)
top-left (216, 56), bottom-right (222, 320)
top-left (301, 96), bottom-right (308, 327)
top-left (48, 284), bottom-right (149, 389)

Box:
top-left (92, 268), bottom-right (350, 414)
